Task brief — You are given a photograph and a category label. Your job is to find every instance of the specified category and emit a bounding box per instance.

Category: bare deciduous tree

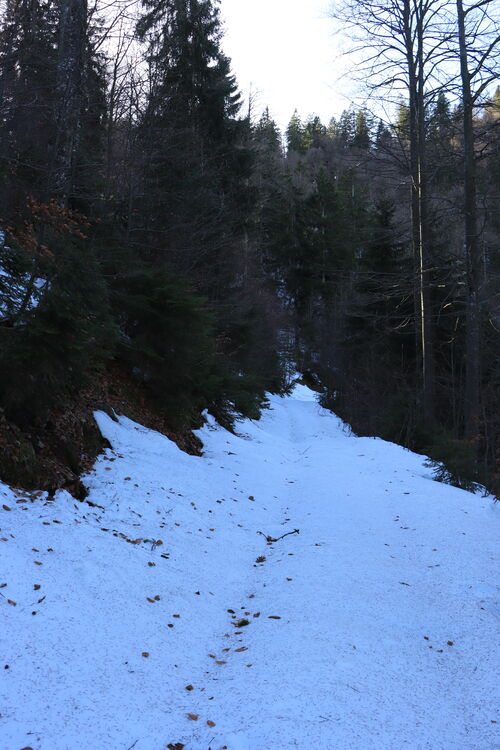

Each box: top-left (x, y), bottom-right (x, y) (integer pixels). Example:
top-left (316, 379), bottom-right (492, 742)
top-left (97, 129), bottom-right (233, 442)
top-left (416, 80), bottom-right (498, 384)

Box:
top-left (453, 0), bottom-right (500, 442)
top-left (331, 0), bottom-right (452, 420)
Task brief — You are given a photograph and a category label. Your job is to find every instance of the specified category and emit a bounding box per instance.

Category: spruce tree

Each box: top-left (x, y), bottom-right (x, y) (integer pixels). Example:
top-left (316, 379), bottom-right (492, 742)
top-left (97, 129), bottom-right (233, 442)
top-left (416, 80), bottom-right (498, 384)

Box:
top-left (286, 110), bottom-right (307, 154)
top-left (133, 0), bottom-right (284, 422)
top-left (0, 0), bottom-right (58, 211)
top-left (337, 107), bottom-right (357, 147)
top-left (136, 0), bottom-right (247, 284)
top-left (353, 110), bottom-right (371, 149)
top-left (304, 115), bottom-right (326, 149)
top-left (254, 107), bottom-right (282, 155)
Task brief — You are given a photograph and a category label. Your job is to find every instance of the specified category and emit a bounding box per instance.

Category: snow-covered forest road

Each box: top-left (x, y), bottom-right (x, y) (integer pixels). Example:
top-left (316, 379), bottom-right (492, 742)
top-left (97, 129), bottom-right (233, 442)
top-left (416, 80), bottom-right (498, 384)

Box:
top-left (1, 384), bottom-right (498, 750)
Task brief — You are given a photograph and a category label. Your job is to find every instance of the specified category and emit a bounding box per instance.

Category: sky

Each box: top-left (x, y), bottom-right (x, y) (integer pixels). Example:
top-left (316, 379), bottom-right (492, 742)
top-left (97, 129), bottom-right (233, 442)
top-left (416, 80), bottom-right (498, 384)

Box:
top-left (219, 0), bottom-right (353, 133)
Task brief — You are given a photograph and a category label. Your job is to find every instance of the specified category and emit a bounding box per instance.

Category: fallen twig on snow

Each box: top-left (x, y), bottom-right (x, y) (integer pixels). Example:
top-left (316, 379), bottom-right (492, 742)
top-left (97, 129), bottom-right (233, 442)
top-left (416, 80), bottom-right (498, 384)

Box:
top-left (257, 529), bottom-right (299, 543)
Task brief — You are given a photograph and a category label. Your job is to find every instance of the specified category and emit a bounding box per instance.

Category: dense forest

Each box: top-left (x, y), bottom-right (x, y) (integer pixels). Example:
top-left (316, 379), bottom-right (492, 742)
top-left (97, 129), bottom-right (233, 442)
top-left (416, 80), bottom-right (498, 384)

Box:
top-left (0, 0), bottom-right (498, 495)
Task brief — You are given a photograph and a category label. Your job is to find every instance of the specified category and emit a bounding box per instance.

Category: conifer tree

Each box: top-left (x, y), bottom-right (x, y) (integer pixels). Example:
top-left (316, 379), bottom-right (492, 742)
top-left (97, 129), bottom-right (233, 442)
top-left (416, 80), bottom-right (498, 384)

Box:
top-left (254, 107), bottom-right (282, 155)
top-left (304, 115), bottom-right (326, 149)
top-left (337, 107), bottom-right (357, 147)
top-left (136, 0), bottom-right (247, 284)
top-left (286, 110), bottom-right (307, 154)
top-left (375, 119), bottom-right (392, 150)
top-left (327, 117), bottom-right (338, 139)
top-left (353, 110), bottom-right (371, 149)
top-left (0, 0), bottom-right (58, 211)
top-left (132, 0), bottom-right (284, 421)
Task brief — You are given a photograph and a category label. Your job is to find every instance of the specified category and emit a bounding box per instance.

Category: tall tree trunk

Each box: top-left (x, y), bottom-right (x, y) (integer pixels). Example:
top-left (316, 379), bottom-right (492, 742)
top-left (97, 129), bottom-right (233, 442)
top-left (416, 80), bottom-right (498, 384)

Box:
top-left (456, 0), bottom-right (481, 442)
top-left (404, 0), bottom-right (434, 422)
top-left (49, 0), bottom-right (87, 204)
top-left (416, 0), bottom-right (434, 421)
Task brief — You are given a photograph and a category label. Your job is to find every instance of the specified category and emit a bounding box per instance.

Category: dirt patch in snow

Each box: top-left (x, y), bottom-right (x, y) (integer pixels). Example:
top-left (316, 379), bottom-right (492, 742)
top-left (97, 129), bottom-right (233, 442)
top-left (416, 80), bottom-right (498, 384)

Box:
top-left (0, 362), bottom-right (202, 495)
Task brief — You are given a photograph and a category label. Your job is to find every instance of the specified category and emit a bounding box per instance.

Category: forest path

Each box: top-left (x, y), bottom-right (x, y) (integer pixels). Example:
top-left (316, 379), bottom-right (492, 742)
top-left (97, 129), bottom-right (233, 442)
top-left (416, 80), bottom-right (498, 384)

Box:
top-left (0, 384), bottom-right (498, 750)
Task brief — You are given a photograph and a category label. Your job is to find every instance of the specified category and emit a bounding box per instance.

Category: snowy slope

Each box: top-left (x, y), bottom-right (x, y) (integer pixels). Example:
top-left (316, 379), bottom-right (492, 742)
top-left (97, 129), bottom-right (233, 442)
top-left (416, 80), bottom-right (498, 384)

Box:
top-left (1, 384), bottom-right (498, 750)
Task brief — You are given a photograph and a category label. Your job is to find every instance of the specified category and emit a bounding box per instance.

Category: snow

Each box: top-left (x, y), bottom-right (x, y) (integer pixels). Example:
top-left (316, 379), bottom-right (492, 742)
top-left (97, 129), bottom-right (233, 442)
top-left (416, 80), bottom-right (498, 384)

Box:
top-left (0, 229), bottom-right (47, 318)
top-left (1, 385), bottom-right (498, 750)
top-left (0, 261), bottom-right (47, 319)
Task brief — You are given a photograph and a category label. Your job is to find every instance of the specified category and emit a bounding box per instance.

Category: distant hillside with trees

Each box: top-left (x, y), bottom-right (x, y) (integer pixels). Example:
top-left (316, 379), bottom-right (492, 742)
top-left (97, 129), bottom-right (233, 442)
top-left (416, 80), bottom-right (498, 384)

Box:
top-left (0, 0), bottom-right (497, 495)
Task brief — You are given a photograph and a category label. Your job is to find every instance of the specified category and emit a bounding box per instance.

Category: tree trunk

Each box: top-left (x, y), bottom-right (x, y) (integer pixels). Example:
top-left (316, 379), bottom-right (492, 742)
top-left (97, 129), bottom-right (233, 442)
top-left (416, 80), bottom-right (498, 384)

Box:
top-left (416, 0), bottom-right (434, 422)
top-left (456, 0), bottom-right (481, 442)
top-left (403, 0), bottom-right (434, 422)
top-left (49, 0), bottom-right (87, 204)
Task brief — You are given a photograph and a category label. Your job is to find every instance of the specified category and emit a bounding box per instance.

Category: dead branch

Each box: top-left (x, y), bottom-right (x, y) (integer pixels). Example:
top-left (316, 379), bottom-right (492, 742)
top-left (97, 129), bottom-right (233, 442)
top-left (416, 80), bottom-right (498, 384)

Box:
top-left (257, 529), bottom-right (300, 543)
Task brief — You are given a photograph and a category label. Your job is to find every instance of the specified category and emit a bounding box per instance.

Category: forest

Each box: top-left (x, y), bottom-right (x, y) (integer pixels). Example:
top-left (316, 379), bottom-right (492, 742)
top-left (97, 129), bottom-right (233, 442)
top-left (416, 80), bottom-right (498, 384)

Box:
top-left (0, 0), bottom-right (498, 496)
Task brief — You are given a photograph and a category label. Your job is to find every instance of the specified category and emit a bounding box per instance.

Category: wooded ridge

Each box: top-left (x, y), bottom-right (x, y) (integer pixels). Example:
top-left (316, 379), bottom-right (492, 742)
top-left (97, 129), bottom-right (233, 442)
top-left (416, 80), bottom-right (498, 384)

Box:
top-left (0, 0), bottom-right (498, 496)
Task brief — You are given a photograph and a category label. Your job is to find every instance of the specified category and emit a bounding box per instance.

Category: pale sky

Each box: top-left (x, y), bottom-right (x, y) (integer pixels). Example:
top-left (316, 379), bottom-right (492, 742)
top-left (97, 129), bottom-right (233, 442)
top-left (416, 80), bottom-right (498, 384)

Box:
top-left (219, 0), bottom-right (353, 133)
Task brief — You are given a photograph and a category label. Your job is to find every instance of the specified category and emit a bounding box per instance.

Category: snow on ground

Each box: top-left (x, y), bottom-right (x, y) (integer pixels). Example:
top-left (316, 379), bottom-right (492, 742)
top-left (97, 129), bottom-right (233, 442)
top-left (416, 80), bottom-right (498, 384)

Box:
top-left (1, 384), bottom-right (499, 750)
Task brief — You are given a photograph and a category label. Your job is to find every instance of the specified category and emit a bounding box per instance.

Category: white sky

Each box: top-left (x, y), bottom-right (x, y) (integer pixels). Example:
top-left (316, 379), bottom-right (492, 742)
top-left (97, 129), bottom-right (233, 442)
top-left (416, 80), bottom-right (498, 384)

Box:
top-left (219, 0), bottom-right (354, 133)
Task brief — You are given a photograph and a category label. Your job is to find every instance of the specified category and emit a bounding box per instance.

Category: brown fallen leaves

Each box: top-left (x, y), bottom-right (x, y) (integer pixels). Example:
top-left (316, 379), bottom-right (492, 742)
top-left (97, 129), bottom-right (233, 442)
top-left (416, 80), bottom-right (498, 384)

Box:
top-left (234, 618), bottom-right (250, 628)
top-left (185, 715), bottom-right (216, 727)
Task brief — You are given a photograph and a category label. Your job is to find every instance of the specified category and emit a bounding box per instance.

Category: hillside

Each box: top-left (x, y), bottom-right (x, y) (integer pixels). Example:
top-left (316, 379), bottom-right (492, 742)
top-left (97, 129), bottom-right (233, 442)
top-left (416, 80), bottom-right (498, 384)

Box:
top-left (1, 383), bottom-right (498, 750)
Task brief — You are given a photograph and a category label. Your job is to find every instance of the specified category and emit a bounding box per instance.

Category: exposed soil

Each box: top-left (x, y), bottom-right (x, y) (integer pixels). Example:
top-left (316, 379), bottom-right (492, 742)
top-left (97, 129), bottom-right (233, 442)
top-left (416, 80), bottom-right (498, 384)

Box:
top-left (0, 362), bottom-right (202, 496)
